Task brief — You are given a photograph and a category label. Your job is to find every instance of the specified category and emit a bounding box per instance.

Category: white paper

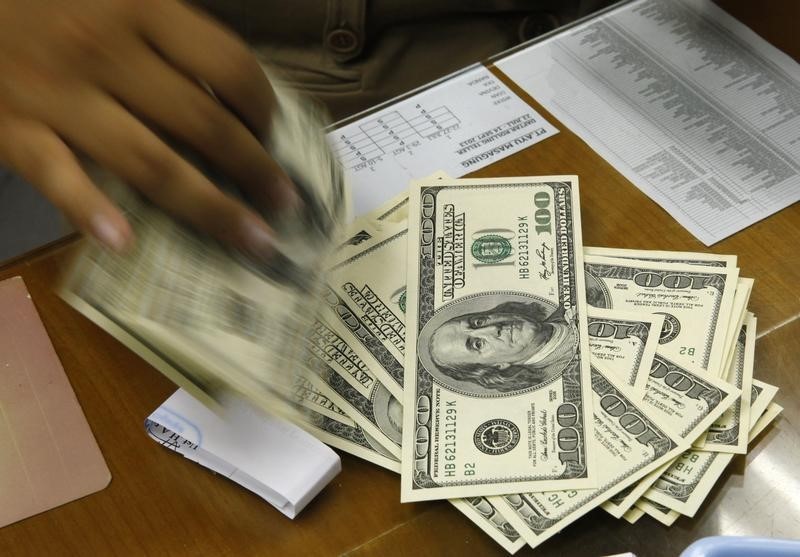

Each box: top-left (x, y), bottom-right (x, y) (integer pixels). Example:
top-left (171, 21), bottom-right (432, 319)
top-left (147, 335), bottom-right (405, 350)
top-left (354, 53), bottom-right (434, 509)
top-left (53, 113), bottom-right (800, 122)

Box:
top-left (326, 65), bottom-right (559, 217)
top-left (146, 389), bottom-right (341, 519)
top-left (496, 0), bottom-right (800, 245)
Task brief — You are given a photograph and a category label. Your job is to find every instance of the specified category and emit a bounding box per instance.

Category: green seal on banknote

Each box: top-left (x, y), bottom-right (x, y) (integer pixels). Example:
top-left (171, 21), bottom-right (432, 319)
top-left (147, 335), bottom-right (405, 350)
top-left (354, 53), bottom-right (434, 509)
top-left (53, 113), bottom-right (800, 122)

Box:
top-left (471, 235), bottom-right (512, 264)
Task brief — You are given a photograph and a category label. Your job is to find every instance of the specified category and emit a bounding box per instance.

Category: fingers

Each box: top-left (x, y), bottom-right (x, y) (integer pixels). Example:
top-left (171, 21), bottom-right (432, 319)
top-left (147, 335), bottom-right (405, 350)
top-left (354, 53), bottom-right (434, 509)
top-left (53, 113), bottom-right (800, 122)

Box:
top-left (99, 43), bottom-right (296, 211)
top-left (141, 0), bottom-right (275, 140)
top-left (42, 87), bottom-right (277, 259)
top-left (0, 116), bottom-right (132, 252)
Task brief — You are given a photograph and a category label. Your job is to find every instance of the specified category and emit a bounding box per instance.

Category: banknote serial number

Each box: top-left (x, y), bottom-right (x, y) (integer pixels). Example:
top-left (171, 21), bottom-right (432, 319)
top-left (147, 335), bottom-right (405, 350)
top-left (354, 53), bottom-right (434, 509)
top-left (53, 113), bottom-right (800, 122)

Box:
top-left (518, 217), bottom-right (530, 279)
top-left (440, 401), bottom-right (477, 478)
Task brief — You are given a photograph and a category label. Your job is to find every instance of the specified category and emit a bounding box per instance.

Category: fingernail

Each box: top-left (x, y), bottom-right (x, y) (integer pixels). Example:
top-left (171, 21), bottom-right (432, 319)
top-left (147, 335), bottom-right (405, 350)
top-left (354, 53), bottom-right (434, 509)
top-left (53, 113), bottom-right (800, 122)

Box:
top-left (242, 216), bottom-right (274, 260)
top-left (90, 215), bottom-right (129, 252)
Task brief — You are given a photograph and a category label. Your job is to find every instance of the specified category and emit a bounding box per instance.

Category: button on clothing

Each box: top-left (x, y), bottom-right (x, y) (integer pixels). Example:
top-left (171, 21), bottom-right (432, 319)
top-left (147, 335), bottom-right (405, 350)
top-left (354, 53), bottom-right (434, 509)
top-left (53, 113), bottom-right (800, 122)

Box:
top-left (326, 28), bottom-right (360, 54)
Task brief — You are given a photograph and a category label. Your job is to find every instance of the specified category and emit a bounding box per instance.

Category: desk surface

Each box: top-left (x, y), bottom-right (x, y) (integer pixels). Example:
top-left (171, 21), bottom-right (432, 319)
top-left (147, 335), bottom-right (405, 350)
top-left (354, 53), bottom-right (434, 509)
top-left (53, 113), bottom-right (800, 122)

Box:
top-left (1, 2), bottom-right (798, 555)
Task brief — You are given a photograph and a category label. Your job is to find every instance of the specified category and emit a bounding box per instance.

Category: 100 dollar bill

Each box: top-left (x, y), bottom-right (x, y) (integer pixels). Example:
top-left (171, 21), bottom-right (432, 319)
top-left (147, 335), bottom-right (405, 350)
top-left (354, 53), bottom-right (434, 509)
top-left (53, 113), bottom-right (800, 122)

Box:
top-left (294, 374), bottom-right (525, 554)
top-left (643, 376), bottom-right (779, 517)
top-left (401, 176), bottom-right (595, 501)
top-left (329, 227), bottom-right (410, 379)
top-left (700, 314), bottom-right (755, 453)
top-left (601, 352), bottom-right (738, 517)
top-left (583, 255), bottom-right (738, 377)
top-left (588, 307), bottom-right (664, 398)
top-left (491, 364), bottom-right (686, 549)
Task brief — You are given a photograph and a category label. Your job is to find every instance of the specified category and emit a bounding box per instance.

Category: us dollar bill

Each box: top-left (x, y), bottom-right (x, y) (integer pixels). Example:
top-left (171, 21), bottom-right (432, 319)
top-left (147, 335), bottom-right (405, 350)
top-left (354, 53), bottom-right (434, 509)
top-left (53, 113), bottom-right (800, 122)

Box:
top-left (588, 307), bottom-right (664, 398)
top-left (330, 219), bottom-right (383, 265)
top-left (698, 313), bottom-right (755, 453)
top-left (622, 506), bottom-right (645, 524)
top-left (61, 80), bottom-right (346, 417)
top-left (635, 498), bottom-right (680, 526)
top-left (584, 247), bottom-right (745, 382)
top-left (329, 227), bottom-right (409, 371)
top-left (292, 376), bottom-right (400, 472)
top-left (601, 352), bottom-right (738, 517)
top-left (365, 189), bottom-right (411, 224)
top-left (318, 286), bottom-right (406, 401)
top-left (583, 255), bottom-right (739, 377)
top-left (295, 375), bottom-right (524, 554)
top-left (583, 247), bottom-right (737, 269)
top-left (451, 497), bottom-right (526, 554)
top-left (401, 176), bottom-right (596, 501)
top-left (718, 278), bottom-right (753, 378)
top-left (330, 218), bottom-right (410, 270)
top-left (490, 364), bottom-right (687, 550)
top-left (300, 344), bottom-right (402, 459)
top-left (643, 380), bottom-right (781, 517)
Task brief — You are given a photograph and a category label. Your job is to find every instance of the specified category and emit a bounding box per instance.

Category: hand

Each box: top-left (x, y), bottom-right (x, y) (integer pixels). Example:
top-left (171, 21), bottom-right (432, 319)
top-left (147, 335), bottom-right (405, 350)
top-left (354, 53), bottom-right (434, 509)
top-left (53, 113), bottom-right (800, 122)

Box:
top-left (0, 0), bottom-right (295, 258)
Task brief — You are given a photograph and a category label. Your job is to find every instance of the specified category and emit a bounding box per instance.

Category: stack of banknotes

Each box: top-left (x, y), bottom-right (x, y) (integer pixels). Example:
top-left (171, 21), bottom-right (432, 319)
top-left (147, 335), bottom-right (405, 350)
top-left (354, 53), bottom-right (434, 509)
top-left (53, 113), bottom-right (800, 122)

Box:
top-left (61, 163), bottom-right (781, 551)
top-left (293, 172), bottom-right (782, 553)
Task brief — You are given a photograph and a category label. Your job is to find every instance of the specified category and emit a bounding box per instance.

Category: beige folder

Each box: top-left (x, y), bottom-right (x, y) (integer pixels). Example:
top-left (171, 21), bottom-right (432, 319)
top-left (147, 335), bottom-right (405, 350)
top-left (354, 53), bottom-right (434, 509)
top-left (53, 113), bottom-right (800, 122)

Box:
top-left (0, 276), bottom-right (110, 527)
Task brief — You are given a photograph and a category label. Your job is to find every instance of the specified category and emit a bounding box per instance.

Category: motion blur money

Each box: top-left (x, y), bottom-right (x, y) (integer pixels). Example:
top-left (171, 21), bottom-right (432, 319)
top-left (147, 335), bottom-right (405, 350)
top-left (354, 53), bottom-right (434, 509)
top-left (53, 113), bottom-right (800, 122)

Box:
top-left (61, 78), bottom-right (346, 417)
top-left (491, 364), bottom-right (687, 550)
top-left (401, 176), bottom-right (596, 501)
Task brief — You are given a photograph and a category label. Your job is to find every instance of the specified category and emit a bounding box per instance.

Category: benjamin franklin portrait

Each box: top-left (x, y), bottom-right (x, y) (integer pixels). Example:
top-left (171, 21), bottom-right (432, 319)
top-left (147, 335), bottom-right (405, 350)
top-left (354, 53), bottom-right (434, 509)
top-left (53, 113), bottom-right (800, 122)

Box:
top-left (417, 293), bottom-right (578, 395)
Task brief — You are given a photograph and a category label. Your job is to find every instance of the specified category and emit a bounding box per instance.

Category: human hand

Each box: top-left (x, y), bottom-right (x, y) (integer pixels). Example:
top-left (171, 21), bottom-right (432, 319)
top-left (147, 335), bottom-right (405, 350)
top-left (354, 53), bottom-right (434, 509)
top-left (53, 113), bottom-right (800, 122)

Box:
top-left (0, 0), bottom-right (295, 258)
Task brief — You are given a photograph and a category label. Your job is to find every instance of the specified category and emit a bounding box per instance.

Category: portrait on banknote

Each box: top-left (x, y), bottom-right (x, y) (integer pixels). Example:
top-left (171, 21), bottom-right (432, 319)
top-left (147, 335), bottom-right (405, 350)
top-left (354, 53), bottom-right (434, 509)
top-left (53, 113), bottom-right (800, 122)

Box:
top-left (417, 292), bottom-right (578, 396)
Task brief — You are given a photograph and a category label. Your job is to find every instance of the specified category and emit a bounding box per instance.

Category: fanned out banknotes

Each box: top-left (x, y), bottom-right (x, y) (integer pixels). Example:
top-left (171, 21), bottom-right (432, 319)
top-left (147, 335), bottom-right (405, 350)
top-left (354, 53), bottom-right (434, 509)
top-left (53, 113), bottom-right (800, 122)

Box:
top-left (61, 108), bottom-right (781, 557)
top-left (318, 173), bottom-right (778, 551)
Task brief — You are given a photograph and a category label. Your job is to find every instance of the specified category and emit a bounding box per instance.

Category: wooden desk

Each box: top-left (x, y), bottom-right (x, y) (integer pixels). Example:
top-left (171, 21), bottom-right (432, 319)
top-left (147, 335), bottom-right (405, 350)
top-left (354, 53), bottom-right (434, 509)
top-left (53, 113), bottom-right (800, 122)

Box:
top-left (1, 2), bottom-right (797, 555)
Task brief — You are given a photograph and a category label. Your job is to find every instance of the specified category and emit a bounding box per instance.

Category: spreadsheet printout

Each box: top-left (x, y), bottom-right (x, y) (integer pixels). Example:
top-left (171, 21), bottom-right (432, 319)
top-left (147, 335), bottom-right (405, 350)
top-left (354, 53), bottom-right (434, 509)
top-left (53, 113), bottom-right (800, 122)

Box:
top-left (496, 0), bottom-right (800, 245)
top-left (326, 65), bottom-right (559, 217)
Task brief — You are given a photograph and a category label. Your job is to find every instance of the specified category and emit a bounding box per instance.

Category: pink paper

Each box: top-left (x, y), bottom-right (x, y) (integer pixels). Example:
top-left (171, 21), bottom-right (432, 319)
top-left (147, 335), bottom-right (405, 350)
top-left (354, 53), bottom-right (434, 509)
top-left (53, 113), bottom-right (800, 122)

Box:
top-left (0, 276), bottom-right (110, 527)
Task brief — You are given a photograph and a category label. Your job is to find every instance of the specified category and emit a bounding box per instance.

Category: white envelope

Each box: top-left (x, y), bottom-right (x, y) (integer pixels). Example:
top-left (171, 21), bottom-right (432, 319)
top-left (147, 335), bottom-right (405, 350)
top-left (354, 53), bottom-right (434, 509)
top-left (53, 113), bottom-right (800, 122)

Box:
top-left (146, 389), bottom-right (340, 518)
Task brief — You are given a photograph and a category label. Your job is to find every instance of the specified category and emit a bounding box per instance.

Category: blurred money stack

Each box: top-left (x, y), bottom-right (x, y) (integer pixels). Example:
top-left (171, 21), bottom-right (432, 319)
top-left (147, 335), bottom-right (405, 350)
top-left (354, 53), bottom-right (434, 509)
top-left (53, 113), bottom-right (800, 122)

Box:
top-left (61, 77), bottom-right (348, 421)
top-left (295, 172), bottom-right (781, 554)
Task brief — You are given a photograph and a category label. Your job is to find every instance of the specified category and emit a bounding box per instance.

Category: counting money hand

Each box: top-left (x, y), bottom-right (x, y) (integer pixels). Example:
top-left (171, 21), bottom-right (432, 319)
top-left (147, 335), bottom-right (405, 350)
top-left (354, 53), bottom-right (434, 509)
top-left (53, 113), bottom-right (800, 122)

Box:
top-left (401, 176), bottom-right (596, 502)
top-left (61, 78), bottom-right (346, 416)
